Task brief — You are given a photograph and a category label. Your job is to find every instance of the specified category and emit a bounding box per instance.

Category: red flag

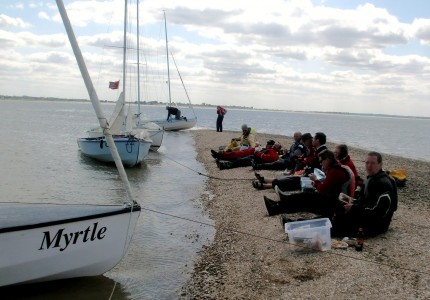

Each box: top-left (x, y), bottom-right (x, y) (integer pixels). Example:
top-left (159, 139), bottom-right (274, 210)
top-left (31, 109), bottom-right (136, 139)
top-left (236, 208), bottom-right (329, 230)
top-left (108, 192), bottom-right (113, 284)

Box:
top-left (109, 80), bottom-right (119, 89)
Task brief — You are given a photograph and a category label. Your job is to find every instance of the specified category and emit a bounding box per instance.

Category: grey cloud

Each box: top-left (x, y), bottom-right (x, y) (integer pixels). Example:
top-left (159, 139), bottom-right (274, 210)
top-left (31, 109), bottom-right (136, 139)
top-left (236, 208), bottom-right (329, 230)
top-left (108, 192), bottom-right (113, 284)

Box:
top-left (32, 52), bottom-right (73, 64)
top-left (159, 6), bottom-right (242, 27)
top-left (415, 23), bottom-right (430, 44)
top-left (324, 49), bottom-right (429, 74)
top-left (161, 6), bottom-right (410, 52)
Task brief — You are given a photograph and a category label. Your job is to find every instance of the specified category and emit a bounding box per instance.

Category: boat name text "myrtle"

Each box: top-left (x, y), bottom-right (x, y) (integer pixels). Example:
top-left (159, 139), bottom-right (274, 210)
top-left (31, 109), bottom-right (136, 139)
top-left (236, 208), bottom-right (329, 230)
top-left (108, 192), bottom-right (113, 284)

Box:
top-left (39, 222), bottom-right (107, 252)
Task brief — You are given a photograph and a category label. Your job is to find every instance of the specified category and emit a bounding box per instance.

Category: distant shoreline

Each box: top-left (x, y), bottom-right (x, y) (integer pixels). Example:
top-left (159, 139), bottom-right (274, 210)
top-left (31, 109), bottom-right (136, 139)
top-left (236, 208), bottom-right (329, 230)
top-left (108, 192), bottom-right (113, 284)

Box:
top-left (1, 95), bottom-right (429, 120)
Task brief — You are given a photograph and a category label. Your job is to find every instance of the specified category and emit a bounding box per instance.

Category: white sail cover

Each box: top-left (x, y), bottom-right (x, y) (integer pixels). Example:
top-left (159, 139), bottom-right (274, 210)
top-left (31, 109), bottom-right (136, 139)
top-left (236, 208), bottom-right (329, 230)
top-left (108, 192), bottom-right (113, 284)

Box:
top-left (109, 92), bottom-right (126, 135)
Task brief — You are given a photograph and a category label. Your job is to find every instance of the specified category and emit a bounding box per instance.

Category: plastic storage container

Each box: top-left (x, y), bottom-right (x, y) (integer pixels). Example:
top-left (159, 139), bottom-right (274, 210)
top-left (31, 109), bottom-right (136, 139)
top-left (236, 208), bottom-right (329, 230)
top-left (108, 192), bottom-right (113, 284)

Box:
top-left (300, 177), bottom-right (314, 192)
top-left (284, 218), bottom-right (332, 251)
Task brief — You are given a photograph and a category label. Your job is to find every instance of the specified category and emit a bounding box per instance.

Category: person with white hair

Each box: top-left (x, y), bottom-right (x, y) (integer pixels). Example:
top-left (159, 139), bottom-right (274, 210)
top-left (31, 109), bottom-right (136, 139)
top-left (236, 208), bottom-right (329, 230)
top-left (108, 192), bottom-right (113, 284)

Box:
top-left (223, 124), bottom-right (257, 152)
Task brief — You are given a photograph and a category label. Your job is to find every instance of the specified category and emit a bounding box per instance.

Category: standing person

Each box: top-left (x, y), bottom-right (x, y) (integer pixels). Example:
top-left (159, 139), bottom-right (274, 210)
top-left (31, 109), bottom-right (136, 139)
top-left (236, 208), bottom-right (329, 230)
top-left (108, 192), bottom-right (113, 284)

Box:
top-left (216, 106), bottom-right (227, 132)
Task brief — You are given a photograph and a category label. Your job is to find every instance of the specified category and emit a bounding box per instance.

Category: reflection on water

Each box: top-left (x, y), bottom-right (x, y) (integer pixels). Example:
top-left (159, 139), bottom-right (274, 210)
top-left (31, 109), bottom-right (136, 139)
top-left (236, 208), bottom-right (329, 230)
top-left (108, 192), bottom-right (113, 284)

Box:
top-left (0, 276), bottom-right (129, 300)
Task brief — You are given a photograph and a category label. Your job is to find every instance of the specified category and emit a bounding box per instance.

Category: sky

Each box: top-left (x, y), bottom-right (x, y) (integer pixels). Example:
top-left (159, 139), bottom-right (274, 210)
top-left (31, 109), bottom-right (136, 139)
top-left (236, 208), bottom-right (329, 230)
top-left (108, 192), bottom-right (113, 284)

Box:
top-left (1, 0), bottom-right (430, 117)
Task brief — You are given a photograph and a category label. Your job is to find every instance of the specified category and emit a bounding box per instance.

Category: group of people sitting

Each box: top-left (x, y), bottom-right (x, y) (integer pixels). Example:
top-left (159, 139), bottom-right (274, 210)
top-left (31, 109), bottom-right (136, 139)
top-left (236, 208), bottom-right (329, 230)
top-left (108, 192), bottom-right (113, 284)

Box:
top-left (209, 126), bottom-right (398, 238)
top-left (210, 124), bottom-right (281, 170)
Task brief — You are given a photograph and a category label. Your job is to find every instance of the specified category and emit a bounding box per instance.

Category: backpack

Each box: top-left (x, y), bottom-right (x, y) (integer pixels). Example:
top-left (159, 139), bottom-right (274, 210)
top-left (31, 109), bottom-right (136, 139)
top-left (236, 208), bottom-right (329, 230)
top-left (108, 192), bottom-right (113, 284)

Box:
top-left (385, 169), bottom-right (407, 187)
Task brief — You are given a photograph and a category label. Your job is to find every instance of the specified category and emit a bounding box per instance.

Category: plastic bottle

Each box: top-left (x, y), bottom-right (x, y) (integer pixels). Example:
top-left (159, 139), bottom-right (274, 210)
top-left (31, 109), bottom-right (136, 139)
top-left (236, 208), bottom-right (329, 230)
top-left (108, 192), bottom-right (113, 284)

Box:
top-left (355, 227), bottom-right (364, 251)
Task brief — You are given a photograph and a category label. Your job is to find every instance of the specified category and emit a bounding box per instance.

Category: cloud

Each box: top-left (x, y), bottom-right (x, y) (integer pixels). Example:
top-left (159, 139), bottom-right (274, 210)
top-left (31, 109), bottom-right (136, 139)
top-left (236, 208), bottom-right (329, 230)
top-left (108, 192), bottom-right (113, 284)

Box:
top-left (412, 18), bottom-right (430, 45)
top-left (0, 29), bottom-right (66, 48)
top-left (0, 14), bottom-right (31, 29)
top-left (1, 0), bottom-right (429, 116)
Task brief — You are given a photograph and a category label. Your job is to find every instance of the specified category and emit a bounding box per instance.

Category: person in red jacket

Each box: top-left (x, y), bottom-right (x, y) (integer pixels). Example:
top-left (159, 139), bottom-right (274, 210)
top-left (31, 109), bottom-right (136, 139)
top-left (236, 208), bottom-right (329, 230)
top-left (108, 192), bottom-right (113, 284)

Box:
top-left (217, 140), bottom-right (279, 170)
top-left (252, 133), bottom-right (315, 190)
top-left (216, 106), bottom-right (227, 132)
top-left (334, 144), bottom-right (363, 191)
top-left (211, 147), bottom-right (255, 160)
top-left (263, 150), bottom-right (351, 219)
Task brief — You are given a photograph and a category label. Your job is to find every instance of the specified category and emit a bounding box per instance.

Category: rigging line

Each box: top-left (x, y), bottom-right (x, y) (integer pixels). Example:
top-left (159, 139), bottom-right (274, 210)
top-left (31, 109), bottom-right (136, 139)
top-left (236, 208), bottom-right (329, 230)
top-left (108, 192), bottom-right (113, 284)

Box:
top-left (170, 50), bottom-right (196, 118)
top-left (140, 205), bottom-right (430, 277)
top-left (108, 281), bottom-right (117, 300)
top-left (157, 151), bottom-right (254, 181)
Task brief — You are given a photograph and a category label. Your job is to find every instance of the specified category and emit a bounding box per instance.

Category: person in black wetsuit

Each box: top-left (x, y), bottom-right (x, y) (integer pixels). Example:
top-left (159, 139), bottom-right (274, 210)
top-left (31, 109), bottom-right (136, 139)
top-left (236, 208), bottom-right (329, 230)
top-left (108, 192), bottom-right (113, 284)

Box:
top-left (166, 106), bottom-right (181, 120)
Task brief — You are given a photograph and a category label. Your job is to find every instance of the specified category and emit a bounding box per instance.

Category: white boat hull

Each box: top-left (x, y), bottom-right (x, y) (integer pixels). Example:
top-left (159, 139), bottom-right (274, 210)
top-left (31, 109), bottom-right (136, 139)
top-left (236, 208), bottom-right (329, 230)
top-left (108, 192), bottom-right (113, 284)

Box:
top-left (152, 117), bottom-right (197, 131)
top-left (77, 136), bottom-right (151, 167)
top-left (0, 202), bottom-right (140, 287)
top-left (146, 129), bottom-right (164, 151)
top-left (133, 121), bottom-right (164, 151)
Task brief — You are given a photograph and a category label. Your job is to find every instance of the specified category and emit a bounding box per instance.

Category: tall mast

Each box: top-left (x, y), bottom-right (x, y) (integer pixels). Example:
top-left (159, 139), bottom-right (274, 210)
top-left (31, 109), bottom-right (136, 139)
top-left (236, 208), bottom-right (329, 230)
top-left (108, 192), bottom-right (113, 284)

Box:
top-left (136, 0), bottom-right (141, 116)
top-left (164, 11), bottom-right (172, 105)
top-left (122, 0), bottom-right (128, 101)
top-left (55, 0), bottom-right (135, 205)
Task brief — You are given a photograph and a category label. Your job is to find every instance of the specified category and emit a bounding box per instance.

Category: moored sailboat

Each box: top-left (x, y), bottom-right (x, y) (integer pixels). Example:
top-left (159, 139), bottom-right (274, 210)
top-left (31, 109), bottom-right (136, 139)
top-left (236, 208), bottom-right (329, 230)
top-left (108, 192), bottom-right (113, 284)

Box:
top-left (0, 0), bottom-right (142, 287)
top-left (77, 0), bottom-right (152, 165)
top-left (149, 12), bottom-right (197, 131)
top-left (131, 0), bottom-right (164, 150)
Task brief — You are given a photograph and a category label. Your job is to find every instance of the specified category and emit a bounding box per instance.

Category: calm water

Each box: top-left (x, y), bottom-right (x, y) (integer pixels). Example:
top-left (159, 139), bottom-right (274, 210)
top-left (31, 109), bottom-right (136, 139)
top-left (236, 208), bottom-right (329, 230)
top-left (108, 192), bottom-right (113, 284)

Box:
top-left (0, 100), bottom-right (429, 299)
top-left (141, 104), bottom-right (429, 162)
top-left (0, 100), bottom-right (214, 299)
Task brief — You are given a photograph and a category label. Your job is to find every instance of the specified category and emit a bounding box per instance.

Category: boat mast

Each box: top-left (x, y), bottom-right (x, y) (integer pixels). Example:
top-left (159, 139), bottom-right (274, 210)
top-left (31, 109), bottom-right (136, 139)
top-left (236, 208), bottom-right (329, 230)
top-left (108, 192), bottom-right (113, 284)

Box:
top-left (164, 11), bottom-right (172, 105)
top-left (55, 0), bottom-right (135, 205)
top-left (122, 0), bottom-right (128, 107)
top-left (136, 0), bottom-right (141, 117)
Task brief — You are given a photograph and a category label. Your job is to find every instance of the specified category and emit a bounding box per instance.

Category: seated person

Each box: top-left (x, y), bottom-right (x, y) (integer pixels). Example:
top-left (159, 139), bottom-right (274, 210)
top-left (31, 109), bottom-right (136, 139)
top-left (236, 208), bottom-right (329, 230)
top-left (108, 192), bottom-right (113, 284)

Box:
top-left (253, 131), bottom-right (306, 171)
top-left (263, 150), bottom-right (352, 220)
top-left (217, 140), bottom-right (279, 170)
top-left (334, 144), bottom-right (362, 188)
top-left (166, 106), bottom-right (181, 120)
top-left (332, 151), bottom-right (398, 237)
top-left (211, 146), bottom-right (255, 160)
top-left (223, 124), bottom-right (256, 152)
top-left (252, 133), bottom-right (315, 190)
top-left (271, 152), bottom-right (397, 238)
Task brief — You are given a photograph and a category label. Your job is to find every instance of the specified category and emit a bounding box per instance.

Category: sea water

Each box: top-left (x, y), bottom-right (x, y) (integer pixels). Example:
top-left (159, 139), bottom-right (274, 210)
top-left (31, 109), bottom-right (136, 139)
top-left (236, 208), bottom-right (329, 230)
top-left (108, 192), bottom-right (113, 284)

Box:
top-left (139, 104), bottom-right (429, 162)
top-left (0, 99), bottom-right (428, 298)
top-left (0, 100), bottom-right (213, 299)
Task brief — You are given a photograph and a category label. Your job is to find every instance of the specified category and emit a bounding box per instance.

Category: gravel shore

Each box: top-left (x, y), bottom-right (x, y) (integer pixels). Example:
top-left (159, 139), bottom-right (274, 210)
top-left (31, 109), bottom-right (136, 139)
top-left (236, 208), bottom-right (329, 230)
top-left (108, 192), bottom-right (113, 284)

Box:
top-left (180, 129), bottom-right (430, 300)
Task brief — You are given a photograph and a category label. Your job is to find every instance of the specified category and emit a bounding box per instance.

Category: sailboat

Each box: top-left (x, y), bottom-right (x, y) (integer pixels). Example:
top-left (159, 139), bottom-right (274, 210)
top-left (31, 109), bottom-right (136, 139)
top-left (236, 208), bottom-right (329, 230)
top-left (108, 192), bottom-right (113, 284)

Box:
top-left (150, 12), bottom-right (197, 131)
top-left (77, 0), bottom-right (152, 165)
top-left (132, 0), bottom-right (164, 151)
top-left (0, 0), bottom-right (141, 287)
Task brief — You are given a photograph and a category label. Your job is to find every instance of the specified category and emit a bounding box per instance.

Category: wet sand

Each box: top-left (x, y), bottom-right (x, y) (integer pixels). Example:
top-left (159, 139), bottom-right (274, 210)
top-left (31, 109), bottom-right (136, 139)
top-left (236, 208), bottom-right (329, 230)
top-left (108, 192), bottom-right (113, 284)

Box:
top-left (180, 129), bottom-right (430, 299)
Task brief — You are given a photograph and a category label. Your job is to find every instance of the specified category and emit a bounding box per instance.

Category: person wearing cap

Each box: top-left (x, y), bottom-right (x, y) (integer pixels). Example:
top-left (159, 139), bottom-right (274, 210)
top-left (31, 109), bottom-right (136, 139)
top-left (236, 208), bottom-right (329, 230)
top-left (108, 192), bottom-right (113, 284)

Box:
top-left (217, 139), bottom-right (279, 170)
top-left (253, 131), bottom-right (308, 171)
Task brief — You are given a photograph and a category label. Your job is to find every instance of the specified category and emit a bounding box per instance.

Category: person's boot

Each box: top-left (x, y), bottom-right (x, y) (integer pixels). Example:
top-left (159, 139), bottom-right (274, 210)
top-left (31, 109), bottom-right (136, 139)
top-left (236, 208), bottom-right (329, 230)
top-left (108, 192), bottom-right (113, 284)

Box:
top-left (211, 149), bottom-right (219, 159)
top-left (263, 196), bottom-right (280, 216)
top-left (251, 159), bottom-right (261, 170)
top-left (279, 215), bottom-right (294, 229)
top-left (219, 161), bottom-right (232, 170)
